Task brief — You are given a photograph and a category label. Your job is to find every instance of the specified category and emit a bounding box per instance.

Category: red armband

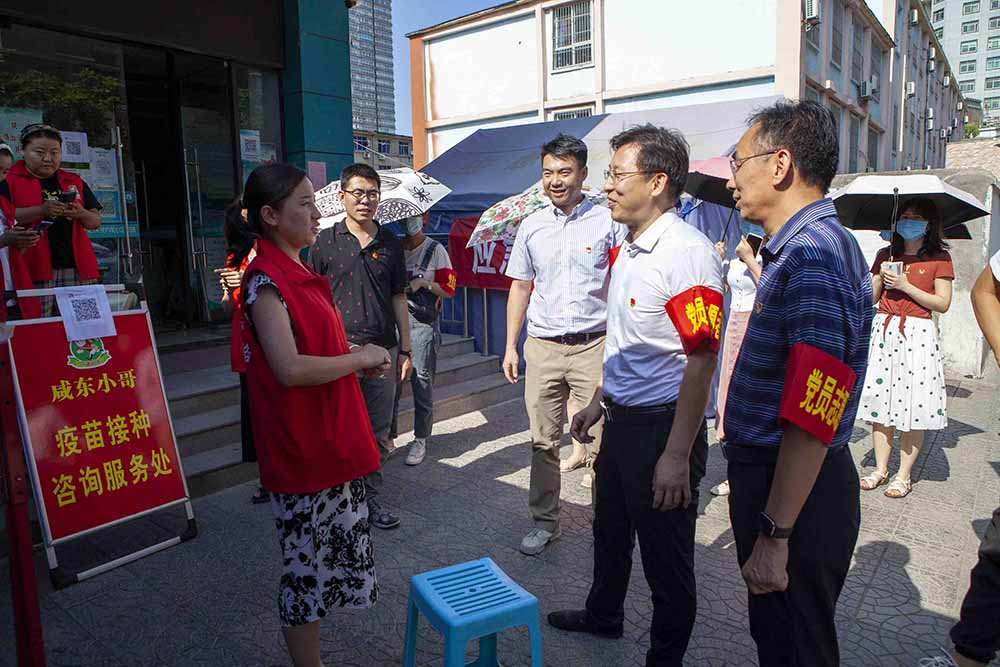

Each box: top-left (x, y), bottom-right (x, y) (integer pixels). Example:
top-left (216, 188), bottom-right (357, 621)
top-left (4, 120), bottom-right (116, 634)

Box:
top-left (609, 244), bottom-right (622, 269)
top-left (435, 268), bottom-right (458, 296)
top-left (778, 343), bottom-right (857, 445)
top-left (664, 286), bottom-right (724, 354)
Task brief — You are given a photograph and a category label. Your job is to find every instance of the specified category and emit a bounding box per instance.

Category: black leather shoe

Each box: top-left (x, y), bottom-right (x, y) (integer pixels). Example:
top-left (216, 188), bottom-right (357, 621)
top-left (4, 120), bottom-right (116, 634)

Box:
top-left (547, 609), bottom-right (623, 639)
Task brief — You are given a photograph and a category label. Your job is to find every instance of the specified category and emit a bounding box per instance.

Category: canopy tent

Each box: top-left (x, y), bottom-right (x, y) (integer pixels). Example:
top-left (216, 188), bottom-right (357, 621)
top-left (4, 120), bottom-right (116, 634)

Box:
top-left (421, 94), bottom-right (782, 228)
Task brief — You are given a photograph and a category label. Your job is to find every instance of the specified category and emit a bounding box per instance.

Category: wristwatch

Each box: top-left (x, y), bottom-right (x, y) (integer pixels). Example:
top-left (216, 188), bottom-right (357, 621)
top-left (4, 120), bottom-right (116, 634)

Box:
top-left (398, 349), bottom-right (411, 358)
top-left (758, 511), bottom-right (793, 539)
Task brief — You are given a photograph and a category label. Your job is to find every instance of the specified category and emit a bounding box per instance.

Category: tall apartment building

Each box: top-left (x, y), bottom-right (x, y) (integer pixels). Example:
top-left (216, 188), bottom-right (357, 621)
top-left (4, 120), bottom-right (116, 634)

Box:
top-left (927, 0), bottom-right (1000, 130)
top-left (349, 0), bottom-right (396, 133)
top-left (407, 0), bottom-right (963, 172)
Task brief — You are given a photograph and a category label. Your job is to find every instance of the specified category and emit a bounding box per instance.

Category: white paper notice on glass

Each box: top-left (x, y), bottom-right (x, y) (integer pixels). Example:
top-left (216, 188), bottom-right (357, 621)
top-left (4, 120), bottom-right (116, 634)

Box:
top-left (54, 285), bottom-right (117, 342)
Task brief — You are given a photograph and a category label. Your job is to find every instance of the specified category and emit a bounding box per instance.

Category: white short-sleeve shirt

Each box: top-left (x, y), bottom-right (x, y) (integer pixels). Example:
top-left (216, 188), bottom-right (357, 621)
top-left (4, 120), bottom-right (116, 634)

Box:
top-left (991, 248), bottom-right (1000, 281)
top-left (602, 211), bottom-right (724, 407)
top-left (505, 199), bottom-right (627, 338)
top-left (725, 257), bottom-right (758, 313)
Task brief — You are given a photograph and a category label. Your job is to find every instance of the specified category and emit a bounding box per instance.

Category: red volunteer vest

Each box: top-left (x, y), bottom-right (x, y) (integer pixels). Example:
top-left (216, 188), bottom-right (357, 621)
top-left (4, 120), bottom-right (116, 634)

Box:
top-left (4, 161), bottom-right (100, 282)
top-left (240, 239), bottom-right (379, 494)
top-left (0, 196), bottom-right (41, 321)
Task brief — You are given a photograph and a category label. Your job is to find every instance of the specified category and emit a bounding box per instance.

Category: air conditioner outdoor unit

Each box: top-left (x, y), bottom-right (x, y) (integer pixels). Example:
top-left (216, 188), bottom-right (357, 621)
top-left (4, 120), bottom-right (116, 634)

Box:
top-left (957, 101), bottom-right (964, 110)
top-left (927, 107), bottom-right (935, 119)
top-left (860, 81), bottom-right (873, 100)
top-left (940, 128), bottom-right (949, 139)
top-left (927, 117), bottom-right (936, 130)
top-left (824, 79), bottom-right (837, 92)
top-left (907, 81), bottom-right (916, 96)
top-left (803, 0), bottom-right (821, 25)
top-left (953, 117), bottom-right (960, 128)
top-left (928, 60), bottom-right (937, 73)
top-left (910, 8), bottom-right (919, 25)
top-left (965, 114), bottom-right (970, 122)
top-left (943, 75), bottom-right (951, 86)
top-left (929, 47), bottom-right (937, 60)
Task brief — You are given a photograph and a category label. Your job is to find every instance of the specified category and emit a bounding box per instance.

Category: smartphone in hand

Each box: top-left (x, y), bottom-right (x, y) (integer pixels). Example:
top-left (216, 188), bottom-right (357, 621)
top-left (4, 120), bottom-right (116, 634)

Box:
top-left (32, 220), bottom-right (54, 232)
top-left (746, 233), bottom-right (764, 257)
top-left (57, 191), bottom-right (77, 204)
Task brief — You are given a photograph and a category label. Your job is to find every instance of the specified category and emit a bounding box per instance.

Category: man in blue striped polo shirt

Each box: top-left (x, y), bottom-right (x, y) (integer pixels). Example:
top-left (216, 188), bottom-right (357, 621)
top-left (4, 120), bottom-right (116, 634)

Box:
top-left (722, 100), bottom-right (873, 666)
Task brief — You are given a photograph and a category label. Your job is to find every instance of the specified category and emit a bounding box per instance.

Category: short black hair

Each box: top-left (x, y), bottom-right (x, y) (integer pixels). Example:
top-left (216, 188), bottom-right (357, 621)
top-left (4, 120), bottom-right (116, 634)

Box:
top-left (540, 133), bottom-right (588, 169)
top-left (747, 100), bottom-right (838, 192)
top-left (340, 162), bottom-right (381, 190)
top-left (608, 124), bottom-right (690, 203)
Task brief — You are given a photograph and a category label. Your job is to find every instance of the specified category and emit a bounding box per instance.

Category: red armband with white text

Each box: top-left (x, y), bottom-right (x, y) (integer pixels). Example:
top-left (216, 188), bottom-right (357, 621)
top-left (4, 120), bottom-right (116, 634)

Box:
top-left (664, 286), bottom-right (724, 354)
top-left (778, 343), bottom-right (857, 445)
top-left (434, 268), bottom-right (458, 296)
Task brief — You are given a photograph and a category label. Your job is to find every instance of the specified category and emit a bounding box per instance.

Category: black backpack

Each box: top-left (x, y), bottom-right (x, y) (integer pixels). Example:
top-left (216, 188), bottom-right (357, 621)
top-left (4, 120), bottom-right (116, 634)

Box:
top-left (407, 240), bottom-right (443, 324)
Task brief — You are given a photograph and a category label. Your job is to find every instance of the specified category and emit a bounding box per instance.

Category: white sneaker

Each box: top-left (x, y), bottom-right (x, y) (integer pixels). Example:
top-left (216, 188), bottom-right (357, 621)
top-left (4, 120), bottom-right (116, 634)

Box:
top-left (710, 480), bottom-right (730, 496)
top-left (519, 527), bottom-right (561, 555)
top-left (405, 439), bottom-right (426, 466)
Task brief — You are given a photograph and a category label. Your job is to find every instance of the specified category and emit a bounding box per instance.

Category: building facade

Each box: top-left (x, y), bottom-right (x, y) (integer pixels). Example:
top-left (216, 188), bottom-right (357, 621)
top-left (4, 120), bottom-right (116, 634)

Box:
top-left (0, 1), bottom-right (355, 327)
top-left (928, 0), bottom-right (1000, 132)
top-left (408, 0), bottom-right (963, 172)
top-left (353, 131), bottom-right (414, 169)
top-left (349, 0), bottom-right (396, 133)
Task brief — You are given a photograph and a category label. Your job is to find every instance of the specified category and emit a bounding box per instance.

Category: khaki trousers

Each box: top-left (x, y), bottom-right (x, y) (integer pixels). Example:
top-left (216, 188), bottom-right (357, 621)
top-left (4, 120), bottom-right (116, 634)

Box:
top-left (523, 335), bottom-right (605, 531)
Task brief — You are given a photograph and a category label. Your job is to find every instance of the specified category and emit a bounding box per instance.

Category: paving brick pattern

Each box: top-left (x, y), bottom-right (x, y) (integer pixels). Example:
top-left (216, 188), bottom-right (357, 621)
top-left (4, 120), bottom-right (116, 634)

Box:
top-left (2, 375), bottom-right (998, 666)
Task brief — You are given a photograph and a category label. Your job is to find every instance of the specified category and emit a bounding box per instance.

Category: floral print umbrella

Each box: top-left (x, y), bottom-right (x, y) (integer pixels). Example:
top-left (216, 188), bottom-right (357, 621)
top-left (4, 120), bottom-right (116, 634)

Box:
top-left (466, 184), bottom-right (608, 248)
top-left (315, 167), bottom-right (451, 229)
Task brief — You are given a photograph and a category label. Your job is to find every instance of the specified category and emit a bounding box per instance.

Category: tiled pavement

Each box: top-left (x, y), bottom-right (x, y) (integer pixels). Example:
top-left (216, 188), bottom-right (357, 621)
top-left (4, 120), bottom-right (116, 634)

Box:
top-left (2, 373), bottom-right (999, 666)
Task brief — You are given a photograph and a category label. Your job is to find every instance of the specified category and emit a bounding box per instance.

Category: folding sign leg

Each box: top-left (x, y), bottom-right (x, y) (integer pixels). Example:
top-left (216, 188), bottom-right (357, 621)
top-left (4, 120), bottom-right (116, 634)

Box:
top-left (1, 341), bottom-right (46, 666)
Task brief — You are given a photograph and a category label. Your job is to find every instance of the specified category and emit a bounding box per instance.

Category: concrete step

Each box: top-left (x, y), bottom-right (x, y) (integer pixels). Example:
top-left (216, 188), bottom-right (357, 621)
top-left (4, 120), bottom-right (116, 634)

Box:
top-left (177, 373), bottom-right (522, 497)
top-left (174, 404), bottom-right (241, 458)
top-left (439, 334), bottom-right (475, 358)
top-left (394, 373), bottom-right (521, 435)
top-left (159, 342), bottom-right (231, 375)
top-left (398, 352), bottom-right (499, 398)
top-left (165, 365), bottom-right (240, 418)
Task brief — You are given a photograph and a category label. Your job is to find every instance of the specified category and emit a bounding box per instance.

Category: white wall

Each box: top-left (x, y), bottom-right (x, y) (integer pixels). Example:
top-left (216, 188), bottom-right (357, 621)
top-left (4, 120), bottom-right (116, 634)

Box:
top-left (602, 0), bottom-right (777, 93)
top-left (425, 14), bottom-right (538, 121)
top-left (428, 112), bottom-right (540, 161)
top-left (604, 77), bottom-right (776, 114)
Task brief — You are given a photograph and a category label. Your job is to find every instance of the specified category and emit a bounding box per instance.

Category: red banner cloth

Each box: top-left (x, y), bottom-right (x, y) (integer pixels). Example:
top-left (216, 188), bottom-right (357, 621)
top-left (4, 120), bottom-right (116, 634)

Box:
top-left (447, 215), bottom-right (514, 291)
top-left (9, 313), bottom-right (187, 542)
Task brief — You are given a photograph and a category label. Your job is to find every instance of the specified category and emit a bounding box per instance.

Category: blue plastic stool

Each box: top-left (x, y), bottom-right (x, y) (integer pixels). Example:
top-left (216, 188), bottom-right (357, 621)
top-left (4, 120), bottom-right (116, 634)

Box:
top-left (402, 557), bottom-right (543, 666)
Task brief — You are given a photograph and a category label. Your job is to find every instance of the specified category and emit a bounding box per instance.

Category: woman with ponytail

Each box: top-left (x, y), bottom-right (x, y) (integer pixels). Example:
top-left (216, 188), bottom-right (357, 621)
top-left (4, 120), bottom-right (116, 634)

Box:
top-left (236, 163), bottom-right (389, 666)
top-left (219, 205), bottom-right (266, 503)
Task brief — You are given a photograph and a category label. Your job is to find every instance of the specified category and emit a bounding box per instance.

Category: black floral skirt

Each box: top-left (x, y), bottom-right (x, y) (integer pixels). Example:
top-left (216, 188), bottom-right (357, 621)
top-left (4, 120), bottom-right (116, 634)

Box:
top-left (271, 479), bottom-right (378, 626)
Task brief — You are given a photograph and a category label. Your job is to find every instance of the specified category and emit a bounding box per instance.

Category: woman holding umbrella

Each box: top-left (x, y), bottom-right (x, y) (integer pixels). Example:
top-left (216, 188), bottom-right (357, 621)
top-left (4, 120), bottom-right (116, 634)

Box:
top-left (858, 198), bottom-right (954, 498)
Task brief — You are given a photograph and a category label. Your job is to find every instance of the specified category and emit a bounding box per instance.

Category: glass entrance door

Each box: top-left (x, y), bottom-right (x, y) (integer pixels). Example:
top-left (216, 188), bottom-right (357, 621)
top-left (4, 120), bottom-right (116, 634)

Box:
top-left (176, 54), bottom-right (237, 323)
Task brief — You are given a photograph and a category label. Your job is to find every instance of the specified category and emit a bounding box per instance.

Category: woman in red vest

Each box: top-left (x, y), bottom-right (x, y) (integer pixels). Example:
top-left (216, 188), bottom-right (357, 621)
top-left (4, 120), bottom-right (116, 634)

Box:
top-left (0, 124), bottom-right (102, 316)
top-left (231, 163), bottom-right (389, 667)
top-left (219, 210), bottom-right (266, 504)
top-left (0, 195), bottom-right (41, 321)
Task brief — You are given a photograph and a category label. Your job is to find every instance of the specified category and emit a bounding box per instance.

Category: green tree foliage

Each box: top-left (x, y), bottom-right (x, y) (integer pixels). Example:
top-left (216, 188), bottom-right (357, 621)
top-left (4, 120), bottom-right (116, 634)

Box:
top-left (0, 68), bottom-right (121, 146)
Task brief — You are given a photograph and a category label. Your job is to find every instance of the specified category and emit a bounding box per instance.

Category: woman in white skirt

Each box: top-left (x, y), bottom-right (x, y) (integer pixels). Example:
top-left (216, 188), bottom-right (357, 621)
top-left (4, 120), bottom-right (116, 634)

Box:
top-left (858, 198), bottom-right (954, 498)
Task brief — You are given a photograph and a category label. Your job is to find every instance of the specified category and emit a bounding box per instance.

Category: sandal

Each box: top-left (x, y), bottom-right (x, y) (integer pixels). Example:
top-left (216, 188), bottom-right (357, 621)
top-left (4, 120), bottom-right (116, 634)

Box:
top-left (859, 471), bottom-right (889, 491)
top-left (884, 477), bottom-right (912, 499)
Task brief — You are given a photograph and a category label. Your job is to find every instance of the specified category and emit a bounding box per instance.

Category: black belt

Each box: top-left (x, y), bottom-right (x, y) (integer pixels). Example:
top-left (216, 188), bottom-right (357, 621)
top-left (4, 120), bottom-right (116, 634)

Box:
top-left (538, 330), bottom-right (606, 346)
top-left (600, 396), bottom-right (676, 424)
top-left (722, 442), bottom-right (850, 465)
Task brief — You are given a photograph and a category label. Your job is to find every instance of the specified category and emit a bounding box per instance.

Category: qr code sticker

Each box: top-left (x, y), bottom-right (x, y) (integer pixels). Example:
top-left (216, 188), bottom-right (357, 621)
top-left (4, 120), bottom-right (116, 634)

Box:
top-left (64, 140), bottom-right (82, 156)
top-left (70, 297), bottom-right (101, 322)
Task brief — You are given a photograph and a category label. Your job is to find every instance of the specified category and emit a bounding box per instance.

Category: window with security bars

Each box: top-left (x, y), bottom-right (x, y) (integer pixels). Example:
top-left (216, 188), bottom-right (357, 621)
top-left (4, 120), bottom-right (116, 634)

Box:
top-left (964, 2), bottom-right (980, 15)
top-left (867, 128), bottom-right (879, 171)
top-left (831, 1), bottom-right (844, 67)
top-left (851, 18), bottom-right (865, 82)
top-left (961, 59), bottom-right (977, 73)
top-left (552, 1), bottom-right (592, 70)
top-left (871, 45), bottom-right (883, 100)
top-left (553, 107), bottom-right (593, 120)
top-left (848, 115), bottom-right (860, 173)
top-left (354, 137), bottom-right (370, 152)
top-left (377, 139), bottom-right (391, 154)
top-left (963, 20), bottom-right (980, 33)
top-left (962, 39), bottom-right (979, 53)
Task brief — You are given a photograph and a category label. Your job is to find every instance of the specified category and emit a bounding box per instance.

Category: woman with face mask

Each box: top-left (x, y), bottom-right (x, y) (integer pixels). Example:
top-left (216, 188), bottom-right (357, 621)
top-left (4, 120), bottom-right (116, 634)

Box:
top-left (858, 198), bottom-right (954, 499)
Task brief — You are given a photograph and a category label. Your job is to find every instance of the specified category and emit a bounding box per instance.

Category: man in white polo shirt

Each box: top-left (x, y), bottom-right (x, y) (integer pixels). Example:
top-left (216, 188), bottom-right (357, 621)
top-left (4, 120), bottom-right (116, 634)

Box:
top-left (504, 133), bottom-right (626, 556)
top-left (547, 125), bottom-right (723, 666)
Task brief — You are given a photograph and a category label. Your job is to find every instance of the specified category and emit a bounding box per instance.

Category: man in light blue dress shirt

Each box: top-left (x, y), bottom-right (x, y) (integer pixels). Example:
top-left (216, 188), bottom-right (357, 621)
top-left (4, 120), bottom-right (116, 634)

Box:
top-left (503, 133), bottom-right (626, 555)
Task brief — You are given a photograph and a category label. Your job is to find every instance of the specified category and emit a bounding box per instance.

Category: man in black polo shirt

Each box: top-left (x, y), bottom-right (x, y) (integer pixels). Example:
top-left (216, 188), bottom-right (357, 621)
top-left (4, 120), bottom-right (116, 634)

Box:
top-left (310, 163), bottom-right (412, 530)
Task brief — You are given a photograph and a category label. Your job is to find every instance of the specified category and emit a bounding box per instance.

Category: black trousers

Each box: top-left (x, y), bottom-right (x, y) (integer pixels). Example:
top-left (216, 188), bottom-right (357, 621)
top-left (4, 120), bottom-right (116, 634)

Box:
top-left (726, 444), bottom-right (860, 667)
top-left (585, 404), bottom-right (708, 667)
top-left (951, 504), bottom-right (1000, 664)
top-left (239, 373), bottom-right (257, 464)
